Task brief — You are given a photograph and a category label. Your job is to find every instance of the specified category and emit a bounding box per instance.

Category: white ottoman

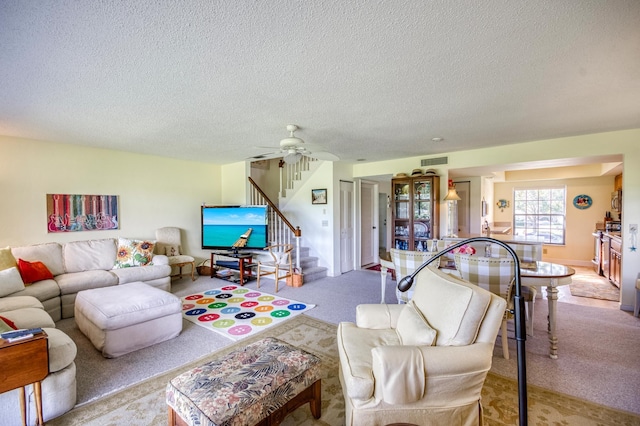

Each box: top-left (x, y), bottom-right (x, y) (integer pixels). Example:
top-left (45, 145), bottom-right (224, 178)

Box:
top-left (75, 282), bottom-right (182, 358)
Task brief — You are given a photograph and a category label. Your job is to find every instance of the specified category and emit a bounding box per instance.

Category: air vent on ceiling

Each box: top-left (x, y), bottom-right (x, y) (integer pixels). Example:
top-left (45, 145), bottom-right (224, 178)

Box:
top-left (421, 156), bottom-right (448, 167)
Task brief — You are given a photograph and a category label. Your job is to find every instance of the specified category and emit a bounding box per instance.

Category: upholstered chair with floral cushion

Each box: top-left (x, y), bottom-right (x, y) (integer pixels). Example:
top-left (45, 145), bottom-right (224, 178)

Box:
top-left (155, 227), bottom-right (195, 281)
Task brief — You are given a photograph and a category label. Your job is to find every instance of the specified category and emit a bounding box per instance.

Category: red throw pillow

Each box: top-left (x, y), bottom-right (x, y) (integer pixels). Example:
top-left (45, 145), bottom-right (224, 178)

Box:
top-left (0, 315), bottom-right (18, 330)
top-left (17, 258), bottom-right (54, 284)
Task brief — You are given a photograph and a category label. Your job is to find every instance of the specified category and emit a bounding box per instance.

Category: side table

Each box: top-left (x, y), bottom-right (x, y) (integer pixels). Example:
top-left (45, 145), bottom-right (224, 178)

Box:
top-left (0, 331), bottom-right (49, 426)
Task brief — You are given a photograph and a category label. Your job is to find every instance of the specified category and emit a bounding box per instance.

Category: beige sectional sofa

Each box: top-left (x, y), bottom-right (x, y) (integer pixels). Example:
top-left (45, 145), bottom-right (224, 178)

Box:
top-left (6, 238), bottom-right (172, 320)
top-left (0, 296), bottom-right (77, 425)
top-left (0, 237), bottom-right (172, 424)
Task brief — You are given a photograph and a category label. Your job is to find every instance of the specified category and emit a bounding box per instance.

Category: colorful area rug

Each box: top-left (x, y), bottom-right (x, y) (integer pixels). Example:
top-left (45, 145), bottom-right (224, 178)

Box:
top-left (569, 267), bottom-right (619, 301)
top-left (181, 285), bottom-right (315, 341)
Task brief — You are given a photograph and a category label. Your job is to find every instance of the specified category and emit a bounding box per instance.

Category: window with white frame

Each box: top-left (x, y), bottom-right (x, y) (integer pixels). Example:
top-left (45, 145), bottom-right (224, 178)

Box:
top-left (513, 187), bottom-right (566, 245)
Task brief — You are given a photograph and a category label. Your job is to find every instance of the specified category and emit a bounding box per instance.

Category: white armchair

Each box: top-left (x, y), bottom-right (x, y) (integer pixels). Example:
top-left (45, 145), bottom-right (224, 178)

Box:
top-left (155, 227), bottom-right (196, 281)
top-left (337, 266), bottom-right (506, 425)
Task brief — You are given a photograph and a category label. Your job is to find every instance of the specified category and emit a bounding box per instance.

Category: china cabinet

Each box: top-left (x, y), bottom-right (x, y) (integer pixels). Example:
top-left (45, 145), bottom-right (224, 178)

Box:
top-left (391, 175), bottom-right (440, 251)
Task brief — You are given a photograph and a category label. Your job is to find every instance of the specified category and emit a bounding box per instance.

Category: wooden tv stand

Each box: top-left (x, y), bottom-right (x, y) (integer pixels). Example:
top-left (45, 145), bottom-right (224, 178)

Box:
top-left (210, 250), bottom-right (255, 285)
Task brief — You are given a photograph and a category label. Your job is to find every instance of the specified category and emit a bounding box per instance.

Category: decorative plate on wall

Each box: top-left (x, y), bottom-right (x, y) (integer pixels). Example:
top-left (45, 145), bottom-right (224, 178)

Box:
top-left (573, 194), bottom-right (592, 209)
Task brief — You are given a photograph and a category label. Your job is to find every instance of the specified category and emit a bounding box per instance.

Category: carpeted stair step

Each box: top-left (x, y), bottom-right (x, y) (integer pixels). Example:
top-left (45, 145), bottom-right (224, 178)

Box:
top-left (294, 247), bottom-right (327, 283)
top-left (300, 265), bottom-right (327, 283)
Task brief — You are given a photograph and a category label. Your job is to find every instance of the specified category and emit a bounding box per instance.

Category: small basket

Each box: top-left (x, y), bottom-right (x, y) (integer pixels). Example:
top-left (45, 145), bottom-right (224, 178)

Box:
top-left (286, 270), bottom-right (304, 287)
top-left (196, 259), bottom-right (212, 276)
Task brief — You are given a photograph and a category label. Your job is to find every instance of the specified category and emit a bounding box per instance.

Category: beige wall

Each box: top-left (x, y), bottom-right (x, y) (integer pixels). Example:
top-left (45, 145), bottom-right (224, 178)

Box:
top-left (352, 129), bottom-right (640, 311)
top-left (0, 136), bottom-right (220, 264)
top-left (493, 176), bottom-right (615, 264)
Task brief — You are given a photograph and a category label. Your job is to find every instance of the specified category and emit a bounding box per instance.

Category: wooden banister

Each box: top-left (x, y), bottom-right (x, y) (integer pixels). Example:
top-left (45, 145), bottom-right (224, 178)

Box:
top-left (248, 177), bottom-right (301, 237)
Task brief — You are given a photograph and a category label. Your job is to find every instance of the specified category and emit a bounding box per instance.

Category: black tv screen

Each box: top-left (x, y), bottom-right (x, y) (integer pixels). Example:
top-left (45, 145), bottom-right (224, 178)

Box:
top-left (201, 205), bottom-right (268, 250)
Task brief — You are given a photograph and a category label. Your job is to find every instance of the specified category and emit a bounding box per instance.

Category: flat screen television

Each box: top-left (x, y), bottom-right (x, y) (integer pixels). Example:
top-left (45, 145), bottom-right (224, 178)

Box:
top-left (201, 205), bottom-right (268, 251)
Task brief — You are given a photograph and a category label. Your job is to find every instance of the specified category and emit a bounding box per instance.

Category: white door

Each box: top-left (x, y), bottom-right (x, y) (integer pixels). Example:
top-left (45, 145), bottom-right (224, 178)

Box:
top-left (340, 181), bottom-right (354, 273)
top-left (378, 193), bottom-right (388, 256)
top-left (454, 180), bottom-right (471, 236)
top-left (360, 182), bottom-right (378, 266)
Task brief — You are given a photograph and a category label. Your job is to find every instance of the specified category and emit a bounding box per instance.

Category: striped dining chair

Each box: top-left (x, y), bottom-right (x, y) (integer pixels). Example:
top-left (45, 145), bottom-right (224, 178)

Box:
top-left (453, 254), bottom-right (536, 359)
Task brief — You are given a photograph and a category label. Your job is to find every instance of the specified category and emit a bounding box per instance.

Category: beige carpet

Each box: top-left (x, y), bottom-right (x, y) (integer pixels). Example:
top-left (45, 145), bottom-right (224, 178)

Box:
top-left (569, 266), bottom-right (620, 301)
top-left (49, 315), bottom-right (640, 426)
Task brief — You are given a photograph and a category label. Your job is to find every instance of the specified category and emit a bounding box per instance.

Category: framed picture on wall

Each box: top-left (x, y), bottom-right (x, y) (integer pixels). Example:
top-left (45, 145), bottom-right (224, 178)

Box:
top-left (47, 194), bottom-right (119, 232)
top-left (312, 189), bottom-right (327, 205)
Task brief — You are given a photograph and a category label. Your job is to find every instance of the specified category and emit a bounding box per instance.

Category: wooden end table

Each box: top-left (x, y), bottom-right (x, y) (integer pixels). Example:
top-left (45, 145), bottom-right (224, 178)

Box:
top-left (0, 331), bottom-right (49, 425)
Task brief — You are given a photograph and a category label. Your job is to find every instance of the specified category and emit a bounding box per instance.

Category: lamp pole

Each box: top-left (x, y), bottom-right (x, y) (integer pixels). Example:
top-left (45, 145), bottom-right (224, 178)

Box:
top-left (397, 237), bottom-right (528, 426)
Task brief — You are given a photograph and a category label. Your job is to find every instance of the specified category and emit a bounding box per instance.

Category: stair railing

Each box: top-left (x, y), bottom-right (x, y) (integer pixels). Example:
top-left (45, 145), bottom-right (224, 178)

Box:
top-left (248, 177), bottom-right (302, 270)
top-left (279, 156), bottom-right (315, 199)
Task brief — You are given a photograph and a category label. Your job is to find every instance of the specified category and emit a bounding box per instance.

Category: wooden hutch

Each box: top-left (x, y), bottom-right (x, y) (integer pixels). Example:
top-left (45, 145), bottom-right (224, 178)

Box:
top-left (391, 174), bottom-right (440, 251)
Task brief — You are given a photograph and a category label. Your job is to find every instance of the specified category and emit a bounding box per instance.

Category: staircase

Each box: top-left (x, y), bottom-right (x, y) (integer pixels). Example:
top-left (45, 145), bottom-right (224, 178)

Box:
top-left (297, 246), bottom-right (327, 283)
top-left (248, 174), bottom-right (328, 283)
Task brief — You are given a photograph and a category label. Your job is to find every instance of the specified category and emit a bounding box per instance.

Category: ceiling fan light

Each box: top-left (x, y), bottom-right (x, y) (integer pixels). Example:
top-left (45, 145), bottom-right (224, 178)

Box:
top-left (283, 152), bottom-right (302, 164)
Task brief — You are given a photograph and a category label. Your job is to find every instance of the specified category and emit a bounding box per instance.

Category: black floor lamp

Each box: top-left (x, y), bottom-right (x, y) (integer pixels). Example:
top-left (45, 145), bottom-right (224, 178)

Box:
top-left (397, 237), bottom-right (528, 426)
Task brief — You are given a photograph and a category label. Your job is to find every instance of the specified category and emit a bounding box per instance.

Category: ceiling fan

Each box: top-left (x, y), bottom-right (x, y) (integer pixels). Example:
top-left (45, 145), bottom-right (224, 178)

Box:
top-left (250, 124), bottom-right (339, 164)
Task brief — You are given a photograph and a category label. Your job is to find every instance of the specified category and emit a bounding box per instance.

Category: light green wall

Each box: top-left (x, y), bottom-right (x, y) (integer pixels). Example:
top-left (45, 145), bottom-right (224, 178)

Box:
top-left (0, 136), bottom-right (220, 264)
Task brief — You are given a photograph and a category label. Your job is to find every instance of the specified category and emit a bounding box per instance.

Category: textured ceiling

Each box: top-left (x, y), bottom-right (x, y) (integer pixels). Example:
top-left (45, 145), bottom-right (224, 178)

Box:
top-left (1, 0), bottom-right (639, 165)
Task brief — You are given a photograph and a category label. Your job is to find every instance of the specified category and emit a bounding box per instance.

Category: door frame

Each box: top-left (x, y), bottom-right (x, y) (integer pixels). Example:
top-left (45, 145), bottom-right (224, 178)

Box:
top-left (340, 180), bottom-right (355, 273)
top-left (359, 180), bottom-right (379, 267)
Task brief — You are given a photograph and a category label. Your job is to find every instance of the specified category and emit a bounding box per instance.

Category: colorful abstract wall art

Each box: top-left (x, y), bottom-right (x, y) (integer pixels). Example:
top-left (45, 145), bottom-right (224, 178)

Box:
top-left (47, 194), bottom-right (119, 233)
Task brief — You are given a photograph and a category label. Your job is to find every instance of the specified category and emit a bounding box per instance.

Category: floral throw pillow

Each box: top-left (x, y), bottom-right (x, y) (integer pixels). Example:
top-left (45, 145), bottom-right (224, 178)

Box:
top-left (113, 238), bottom-right (155, 269)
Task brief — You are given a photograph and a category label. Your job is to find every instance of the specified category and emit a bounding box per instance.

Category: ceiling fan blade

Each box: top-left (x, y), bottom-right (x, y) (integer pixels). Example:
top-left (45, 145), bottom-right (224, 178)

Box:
top-left (306, 151), bottom-right (340, 161)
top-left (246, 151), bottom-right (282, 160)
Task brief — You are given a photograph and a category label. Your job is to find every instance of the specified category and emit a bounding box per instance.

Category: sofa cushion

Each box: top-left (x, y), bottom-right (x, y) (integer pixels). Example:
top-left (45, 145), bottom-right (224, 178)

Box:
top-left (0, 246), bottom-right (17, 270)
top-left (111, 264), bottom-right (172, 284)
top-left (0, 307), bottom-right (56, 329)
top-left (113, 238), bottom-right (155, 268)
top-left (0, 295), bottom-right (45, 312)
top-left (63, 239), bottom-right (117, 273)
top-left (55, 270), bottom-right (118, 295)
top-left (0, 267), bottom-right (25, 297)
top-left (17, 258), bottom-right (54, 284)
top-left (44, 328), bottom-right (77, 373)
top-left (8, 279), bottom-right (61, 302)
top-left (411, 266), bottom-right (491, 346)
top-left (11, 243), bottom-right (64, 277)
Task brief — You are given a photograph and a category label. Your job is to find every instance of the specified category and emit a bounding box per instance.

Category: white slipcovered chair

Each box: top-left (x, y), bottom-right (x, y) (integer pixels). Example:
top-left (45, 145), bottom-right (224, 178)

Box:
top-left (453, 254), bottom-right (537, 359)
top-left (256, 244), bottom-right (294, 293)
top-left (337, 266), bottom-right (506, 425)
top-left (155, 227), bottom-right (195, 281)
